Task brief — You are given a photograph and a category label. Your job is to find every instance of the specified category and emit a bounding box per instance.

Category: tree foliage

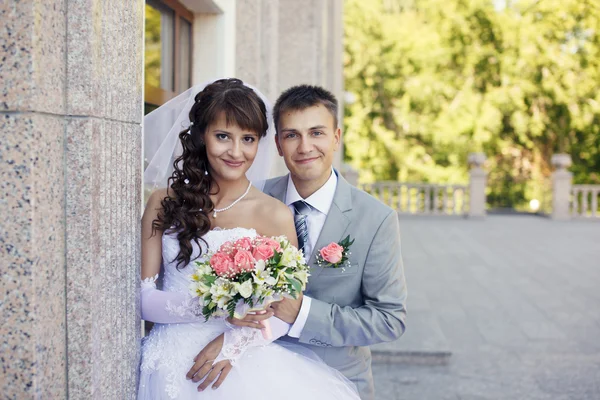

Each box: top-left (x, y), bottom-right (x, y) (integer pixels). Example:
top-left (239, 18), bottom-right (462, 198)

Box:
top-left (344, 0), bottom-right (600, 209)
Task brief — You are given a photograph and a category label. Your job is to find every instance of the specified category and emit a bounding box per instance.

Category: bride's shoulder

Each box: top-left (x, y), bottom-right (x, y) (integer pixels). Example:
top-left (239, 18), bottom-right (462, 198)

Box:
top-left (146, 188), bottom-right (170, 209)
top-left (246, 189), bottom-right (296, 240)
top-left (249, 189), bottom-right (293, 223)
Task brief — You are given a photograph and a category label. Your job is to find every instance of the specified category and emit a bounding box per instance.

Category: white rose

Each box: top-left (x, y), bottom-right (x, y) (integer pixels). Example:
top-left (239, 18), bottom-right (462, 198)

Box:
top-left (255, 259), bottom-right (266, 273)
top-left (281, 246), bottom-right (295, 266)
top-left (200, 264), bottom-right (213, 275)
top-left (265, 275), bottom-right (277, 286)
top-left (216, 295), bottom-right (231, 309)
top-left (189, 281), bottom-right (209, 296)
top-left (295, 270), bottom-right (309, 286)
top-left (235, 279), bottom-right (254, 299)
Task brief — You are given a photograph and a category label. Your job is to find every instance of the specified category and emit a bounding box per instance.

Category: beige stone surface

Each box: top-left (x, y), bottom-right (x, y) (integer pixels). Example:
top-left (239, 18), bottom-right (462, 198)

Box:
top-left (67, 0), bottom-right (144, 122)
top-left (65, 118), bottom-right (142, 399)
top-left (235, 0), bottom-right (261, 88)
top-left (1, 1), bottom-right (143, 398)
top-left (0, 113), bottom-right (67, 399)
top-left (0, 1), bottom-right (67, 113)
top-left (235, 0), bottom-right (344, 176)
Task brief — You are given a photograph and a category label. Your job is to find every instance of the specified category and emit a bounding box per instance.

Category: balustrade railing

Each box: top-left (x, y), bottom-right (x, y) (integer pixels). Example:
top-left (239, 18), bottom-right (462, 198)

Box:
top-left (361, 182), bottom-right (468, 216)
top-left (571, 185), bottom-right (600, 219)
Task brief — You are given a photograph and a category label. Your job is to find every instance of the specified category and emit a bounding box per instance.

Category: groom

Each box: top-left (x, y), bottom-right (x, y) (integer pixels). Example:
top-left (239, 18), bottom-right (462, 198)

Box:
top-left (191, 85), bottom-right (407, 400)
top-left (265, 85), bottom-right (407, 399)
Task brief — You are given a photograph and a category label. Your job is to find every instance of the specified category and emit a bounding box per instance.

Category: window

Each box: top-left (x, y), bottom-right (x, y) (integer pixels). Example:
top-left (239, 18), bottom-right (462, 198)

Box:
top-left (144, 0), bottom-right (193, 114)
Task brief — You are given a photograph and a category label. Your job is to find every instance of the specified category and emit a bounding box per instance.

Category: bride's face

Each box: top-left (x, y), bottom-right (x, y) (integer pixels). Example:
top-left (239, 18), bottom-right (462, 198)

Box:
top-left (204, 112), bottom-right (260, 182)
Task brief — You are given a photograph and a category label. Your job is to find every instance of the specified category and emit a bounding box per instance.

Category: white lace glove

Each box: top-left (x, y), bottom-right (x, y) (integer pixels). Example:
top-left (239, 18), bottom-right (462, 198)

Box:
top-left (214, 317), bottom-right (291, 365)
top-left (141, 275), bottom-right (203, 323)
top-left (142, 275), bottom-right (291, 365)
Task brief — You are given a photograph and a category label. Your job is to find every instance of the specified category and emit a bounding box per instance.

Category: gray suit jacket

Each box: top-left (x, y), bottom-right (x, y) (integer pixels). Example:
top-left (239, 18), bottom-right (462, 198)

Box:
top-left (264, 172), bottom-right (407, 400)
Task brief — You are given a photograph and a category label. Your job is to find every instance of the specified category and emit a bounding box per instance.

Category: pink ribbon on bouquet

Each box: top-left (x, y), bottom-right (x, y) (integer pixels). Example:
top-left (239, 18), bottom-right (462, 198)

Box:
top-left (254, 310), bottom-right (272, 340)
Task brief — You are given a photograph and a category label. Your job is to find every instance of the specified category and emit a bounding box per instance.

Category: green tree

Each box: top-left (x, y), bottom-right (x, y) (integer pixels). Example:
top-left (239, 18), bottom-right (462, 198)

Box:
top-left (344, 0), bottom-right (600, 209)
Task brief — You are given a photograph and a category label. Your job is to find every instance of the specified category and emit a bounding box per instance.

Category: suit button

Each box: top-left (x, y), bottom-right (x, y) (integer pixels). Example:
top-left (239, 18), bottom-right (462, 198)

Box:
top-left (309, 339), bottom-right (316, 344)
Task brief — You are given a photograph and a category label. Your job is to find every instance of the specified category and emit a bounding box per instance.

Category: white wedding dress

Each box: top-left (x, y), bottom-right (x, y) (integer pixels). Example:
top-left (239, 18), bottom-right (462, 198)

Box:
top-left (138, 227), bottom-right (360, 399)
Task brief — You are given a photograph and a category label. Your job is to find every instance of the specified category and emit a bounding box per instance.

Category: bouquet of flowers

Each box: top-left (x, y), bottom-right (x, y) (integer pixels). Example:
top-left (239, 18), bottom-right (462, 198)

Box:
top-left (189, 235), bottom-right (309, 321)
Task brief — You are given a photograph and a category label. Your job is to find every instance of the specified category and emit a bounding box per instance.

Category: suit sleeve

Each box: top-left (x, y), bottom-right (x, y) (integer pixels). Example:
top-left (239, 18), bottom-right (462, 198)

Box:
top-left (298, 209), bottom-right (407, 347)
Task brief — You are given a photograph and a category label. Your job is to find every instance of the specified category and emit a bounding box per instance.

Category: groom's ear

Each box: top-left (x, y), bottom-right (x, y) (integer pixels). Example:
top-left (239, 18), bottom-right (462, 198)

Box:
top-left (274, 133), bottom-right (284, 157)
top-left (333, 127), bottom-right (342, 151)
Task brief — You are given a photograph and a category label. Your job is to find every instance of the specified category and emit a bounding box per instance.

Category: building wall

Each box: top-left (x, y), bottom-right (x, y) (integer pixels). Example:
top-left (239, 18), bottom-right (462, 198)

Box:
top-left (1, 1), bottom-right (144, 398)
top-left (235, 0), bottom-right (345, 175)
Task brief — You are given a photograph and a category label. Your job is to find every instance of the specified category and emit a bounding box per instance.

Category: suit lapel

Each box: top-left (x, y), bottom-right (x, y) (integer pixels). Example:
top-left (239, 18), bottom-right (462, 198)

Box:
top-left (265, 174), bottom-right (288, 203)
top-left (308, 172), bottom-right (353, 279)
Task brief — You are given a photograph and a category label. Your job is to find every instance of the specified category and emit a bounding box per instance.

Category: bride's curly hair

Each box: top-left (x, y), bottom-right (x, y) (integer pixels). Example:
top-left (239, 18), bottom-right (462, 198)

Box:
top-left (152, 78), bottom-right (269, 269)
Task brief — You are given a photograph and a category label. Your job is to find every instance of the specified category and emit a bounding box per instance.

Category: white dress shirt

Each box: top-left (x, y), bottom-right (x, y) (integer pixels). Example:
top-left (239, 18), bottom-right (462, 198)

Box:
top-left (285, 170), bottom-right (338, 338)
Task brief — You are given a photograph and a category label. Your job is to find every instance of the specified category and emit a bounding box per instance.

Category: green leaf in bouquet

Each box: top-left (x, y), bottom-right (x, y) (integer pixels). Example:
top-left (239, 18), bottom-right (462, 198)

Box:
top-left (202, 274), bottom-right (217, 285)
top-left (227, 299), bottom-right (236, 318)
top-left (285, 276), bottom-right (302, 294)
top-left (202, 305), bottom-right (214, 321)
top-left (271, 251), bottom-right (282, 265)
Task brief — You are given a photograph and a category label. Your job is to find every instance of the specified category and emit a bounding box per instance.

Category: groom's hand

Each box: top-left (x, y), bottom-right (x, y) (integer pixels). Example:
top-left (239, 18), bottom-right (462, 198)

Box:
top-left (271, 293), bottom-right (303, 324)
top-left (187, 334), bottom-right (232, 391)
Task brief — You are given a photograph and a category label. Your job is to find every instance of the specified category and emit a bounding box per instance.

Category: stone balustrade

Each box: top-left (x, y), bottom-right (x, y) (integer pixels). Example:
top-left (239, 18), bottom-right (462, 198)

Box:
top-left (571, 185), bottom-right (600, 219)
top-left (362, 182), bottom-right (469, 216)
top-left (358, 153), bottom-right (487, 218)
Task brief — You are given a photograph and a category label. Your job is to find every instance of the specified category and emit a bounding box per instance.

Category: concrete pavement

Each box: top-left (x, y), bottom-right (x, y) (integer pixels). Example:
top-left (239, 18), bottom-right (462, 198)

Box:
top-left (372, 215), bottom-right (600, 400)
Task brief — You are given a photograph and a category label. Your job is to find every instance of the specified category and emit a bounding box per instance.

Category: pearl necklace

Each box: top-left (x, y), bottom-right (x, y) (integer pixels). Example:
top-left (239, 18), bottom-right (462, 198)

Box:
top-left (212, 182), bottom-right (253, 218)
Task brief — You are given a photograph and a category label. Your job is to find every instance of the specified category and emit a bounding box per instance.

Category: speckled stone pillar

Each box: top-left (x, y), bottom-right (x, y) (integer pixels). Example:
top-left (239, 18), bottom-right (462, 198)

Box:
top-left (1, 1), bottom-right (143, 399)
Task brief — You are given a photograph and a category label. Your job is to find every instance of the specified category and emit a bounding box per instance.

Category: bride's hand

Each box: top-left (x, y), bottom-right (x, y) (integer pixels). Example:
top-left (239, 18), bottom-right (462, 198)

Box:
top-left (226, 308), bottom-right (274, 329)
top-left (186, 334), bottom-right (232, 391)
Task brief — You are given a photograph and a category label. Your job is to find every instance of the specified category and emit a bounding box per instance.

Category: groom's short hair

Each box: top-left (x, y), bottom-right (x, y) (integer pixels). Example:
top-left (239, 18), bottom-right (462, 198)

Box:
top-left (273, 85), bottom-right (338, 133)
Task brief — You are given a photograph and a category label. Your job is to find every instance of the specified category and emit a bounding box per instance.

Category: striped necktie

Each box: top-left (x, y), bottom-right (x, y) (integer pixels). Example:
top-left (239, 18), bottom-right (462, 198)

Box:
top-left (292, 200), bottom-right (311, 253)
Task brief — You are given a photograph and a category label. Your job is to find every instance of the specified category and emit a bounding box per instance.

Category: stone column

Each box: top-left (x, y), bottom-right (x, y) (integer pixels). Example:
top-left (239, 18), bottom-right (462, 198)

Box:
top-left (468, 153), bottom-right (487, 218)
top-left (551, 154), bottom-right (573, 220)
top-left (341, 163), bottom-right (360, 186)
top-left (1, 1), bottom-right (143, 398)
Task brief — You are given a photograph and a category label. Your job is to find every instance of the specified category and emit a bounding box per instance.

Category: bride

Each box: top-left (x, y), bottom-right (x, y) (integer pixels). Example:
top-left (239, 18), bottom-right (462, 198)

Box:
top-left (138, 78), bottom-right (360, 399)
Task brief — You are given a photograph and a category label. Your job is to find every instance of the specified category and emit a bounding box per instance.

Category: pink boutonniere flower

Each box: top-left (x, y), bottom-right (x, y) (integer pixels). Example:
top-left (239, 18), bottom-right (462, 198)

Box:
top-left (316, 235), bottom-right (355, 269)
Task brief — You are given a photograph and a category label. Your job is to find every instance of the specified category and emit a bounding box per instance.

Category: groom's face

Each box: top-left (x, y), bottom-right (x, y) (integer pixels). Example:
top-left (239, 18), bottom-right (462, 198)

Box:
top-left (275, 104), bottom-right (341, 186)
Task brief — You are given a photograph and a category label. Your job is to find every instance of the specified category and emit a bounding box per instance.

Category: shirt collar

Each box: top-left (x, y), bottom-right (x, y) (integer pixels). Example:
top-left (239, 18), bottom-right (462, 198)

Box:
top-left (285, 169), bottom-right (338, 215)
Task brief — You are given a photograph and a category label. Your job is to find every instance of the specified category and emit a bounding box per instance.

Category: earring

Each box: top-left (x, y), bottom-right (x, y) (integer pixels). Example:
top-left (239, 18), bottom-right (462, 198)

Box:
top-left (204, 170), bottom-right (209, 176)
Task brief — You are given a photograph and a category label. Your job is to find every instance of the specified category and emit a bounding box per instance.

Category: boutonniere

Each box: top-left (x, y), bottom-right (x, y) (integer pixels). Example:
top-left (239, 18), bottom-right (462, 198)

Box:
top-left (316, 235), bottom-right (355, 269)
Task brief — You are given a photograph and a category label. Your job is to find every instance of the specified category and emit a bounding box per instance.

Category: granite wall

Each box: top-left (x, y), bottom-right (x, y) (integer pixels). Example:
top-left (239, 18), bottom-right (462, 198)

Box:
top-left (1, 1), bottom-right (143, 398)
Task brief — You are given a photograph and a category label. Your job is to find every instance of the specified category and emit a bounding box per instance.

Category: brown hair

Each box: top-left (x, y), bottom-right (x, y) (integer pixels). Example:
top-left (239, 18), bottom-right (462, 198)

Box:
top-left (153, 78), bottom-right (268, 268)
top-left (273, 84), bottom-right (338, 132)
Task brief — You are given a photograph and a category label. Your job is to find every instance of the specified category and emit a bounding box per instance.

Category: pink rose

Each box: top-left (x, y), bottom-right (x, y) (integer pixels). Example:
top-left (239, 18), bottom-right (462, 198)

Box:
top-left (262, 238), bottom-right (281, 252)
top-left (320, 242), bottom-right (344, 264)
top-left (234, 250), bottom-right (256, 273)
top-left (210, 252), bottom-right (236, 277)
top-left (218, 241), bottom-right (234, 255)
top-left (234, 237), bottom-right (253, 251)
top-left (252, 244), bottom-right (275, 261)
